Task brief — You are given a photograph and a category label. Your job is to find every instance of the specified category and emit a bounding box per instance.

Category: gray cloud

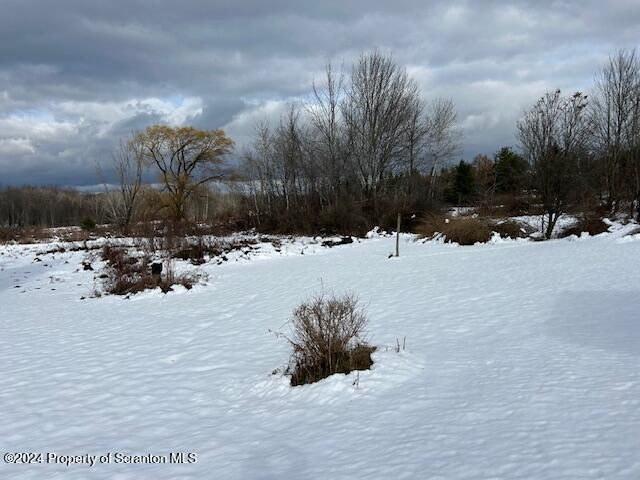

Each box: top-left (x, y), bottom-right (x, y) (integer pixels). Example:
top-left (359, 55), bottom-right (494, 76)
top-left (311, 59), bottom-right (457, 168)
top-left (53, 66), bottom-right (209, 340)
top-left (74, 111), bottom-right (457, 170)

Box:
top-left (0, 0), bottom-right (639, 186)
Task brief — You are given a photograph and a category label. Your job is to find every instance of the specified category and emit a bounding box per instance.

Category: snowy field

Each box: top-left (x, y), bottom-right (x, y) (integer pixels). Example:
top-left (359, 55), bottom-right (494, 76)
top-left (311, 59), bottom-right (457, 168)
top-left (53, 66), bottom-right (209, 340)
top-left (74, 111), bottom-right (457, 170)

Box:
top-left (1, 224), bottom-right (640, 479)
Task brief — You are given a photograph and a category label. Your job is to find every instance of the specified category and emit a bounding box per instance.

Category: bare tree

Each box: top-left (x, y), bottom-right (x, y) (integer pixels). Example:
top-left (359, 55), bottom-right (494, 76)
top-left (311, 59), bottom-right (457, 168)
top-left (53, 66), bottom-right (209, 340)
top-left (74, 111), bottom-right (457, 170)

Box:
top-left (273, 104), bottom-right (308, 212)
top-left (403, 95), bottom-right (429, 175)
top-left (518, 89), bottom-right (590, 238)
top-left (134, 125), bottom-right (233, 221)
top-left (591, 48), bottom-right (640, 214)
top-left (425, 98), bottom-right (461, 196)
top-left (242, 122), bottom-right (276, 225)
top-left (242, 105), bottom-right (315, 226)
top-left (629, 80), bottom-right (640, 220)
top-left (240, 52), bottom-right (462, 232)
top-left (98, 136), bottom-right (145, 231)
top-left (307, 62), bottom-right (348, 204)
top-left (342, 51), bottom-right (420, 203)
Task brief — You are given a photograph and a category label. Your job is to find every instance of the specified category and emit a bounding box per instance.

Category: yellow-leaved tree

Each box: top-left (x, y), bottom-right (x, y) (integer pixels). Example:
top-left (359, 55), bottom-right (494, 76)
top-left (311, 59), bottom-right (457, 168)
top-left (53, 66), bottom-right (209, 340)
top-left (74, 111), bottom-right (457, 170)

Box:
top-left (134, 125), bottom-right (234, 221)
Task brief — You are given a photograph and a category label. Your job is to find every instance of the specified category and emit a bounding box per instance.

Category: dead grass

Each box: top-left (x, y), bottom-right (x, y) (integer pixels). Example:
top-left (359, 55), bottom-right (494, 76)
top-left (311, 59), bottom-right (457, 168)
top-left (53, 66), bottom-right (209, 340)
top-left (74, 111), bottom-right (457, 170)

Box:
top-left (0, 224), bottom-right (118, 244)
top-left (413, 212), bottom-right (446, 238)
top-left (0, 226), bottom-right (48, 244)
top-left (416, 216), bottom-right (493, 245)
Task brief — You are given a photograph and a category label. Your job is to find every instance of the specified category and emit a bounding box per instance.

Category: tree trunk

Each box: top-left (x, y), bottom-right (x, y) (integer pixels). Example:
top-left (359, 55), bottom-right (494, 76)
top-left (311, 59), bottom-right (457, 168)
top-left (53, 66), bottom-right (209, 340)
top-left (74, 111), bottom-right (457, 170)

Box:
top-left (545, 211), bottom-right (558, 239)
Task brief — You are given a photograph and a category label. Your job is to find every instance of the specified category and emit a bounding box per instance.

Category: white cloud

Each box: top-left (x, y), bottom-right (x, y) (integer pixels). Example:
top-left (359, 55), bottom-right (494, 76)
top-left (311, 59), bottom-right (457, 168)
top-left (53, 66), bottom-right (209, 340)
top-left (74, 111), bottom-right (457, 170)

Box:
top-left (0, 95), bottom-right (205, 184)
top-left (54, 96), bottom-right (203, 135)
top-left (0, 113), bottom-right (77, 140)
top-left (1, 0), bottom-right (639, 184)
top-left (223, 99), bottom-right (292, 146)
top-left (0, 138), bottom-right (36, 155)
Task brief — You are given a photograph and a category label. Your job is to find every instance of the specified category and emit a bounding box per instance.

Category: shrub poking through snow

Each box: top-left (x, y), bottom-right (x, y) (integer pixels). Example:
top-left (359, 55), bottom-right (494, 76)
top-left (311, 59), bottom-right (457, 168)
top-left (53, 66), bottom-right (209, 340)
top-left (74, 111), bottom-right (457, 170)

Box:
top-left (171, 237), bottom-right (259, 264)
top-left (442, 217), bottom-right (493, 245)
top-left (286, 293), bottom-right (374, 386)
top-left (413, 212), bottom-right (445, 238)
top-left (492, 219), bottom-right (532, 239)
top-left (559, 214), bottom-right (609, 238)
top-left (416, 216), bottom-right (493, 245)
top-left (100, 244), bottom-right (197, 295)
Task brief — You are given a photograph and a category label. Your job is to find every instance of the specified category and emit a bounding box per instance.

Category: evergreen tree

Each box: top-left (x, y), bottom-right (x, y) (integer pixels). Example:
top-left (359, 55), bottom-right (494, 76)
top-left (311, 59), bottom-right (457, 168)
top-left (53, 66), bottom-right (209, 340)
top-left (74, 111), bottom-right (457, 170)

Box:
top-left (494, 147), bottom-right (528, 193)
top-left (446, 160), bottom-right (475, 204)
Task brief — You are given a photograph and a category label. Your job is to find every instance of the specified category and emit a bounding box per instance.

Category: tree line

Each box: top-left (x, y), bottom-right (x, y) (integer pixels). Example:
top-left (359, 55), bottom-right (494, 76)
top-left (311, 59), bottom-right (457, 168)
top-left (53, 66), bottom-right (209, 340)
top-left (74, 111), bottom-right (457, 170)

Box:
top-left (2, 49), bottom-right (640, 237)
top-left (242, 49), bottom-right (640, 236)
top-left (240, 51), bottom-right (461, 233)
top-left (0, 186), bottom-right (105, 228)
top-left (517, 49), bottom-right (640, 237)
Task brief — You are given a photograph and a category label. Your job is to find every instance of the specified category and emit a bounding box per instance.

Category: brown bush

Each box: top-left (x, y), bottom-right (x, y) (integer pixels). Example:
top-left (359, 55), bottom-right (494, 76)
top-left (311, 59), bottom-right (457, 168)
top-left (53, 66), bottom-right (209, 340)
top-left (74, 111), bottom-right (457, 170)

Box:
top-left (444, 218), bottom-right (493, 245)
top-left (413, 212), bottom-right (446, 238)
top-left (100, 245), bottom-right (149, 294)
top-left (101, 244), bottom-right (141, 272)
top-left (286, 293), bottom-right (375, 386)
top-left (501, 194), bottom-right (536, 216)
top-left (172, 236), bottom-right (259, 264)
top-left (0, 226), bottom-right (49, 244)
top-left (492, 219), bottom-right (531, 239)
top-left (0, 226), bottom-right (23, 243)
top-left (416, 216), bottom-right (493, 245)
top-left (317, 201), bottom-right (370, 236)
top-left (476, 194), bottom-right (541, 217)
top-left (100, 244), bottom-right (197, 295)
top-left (0, 224), bottom-right (120, 245)
top-left (173, 237), bottom-right (212, 264)
top-left (559, 215), bottom-right (609, 238)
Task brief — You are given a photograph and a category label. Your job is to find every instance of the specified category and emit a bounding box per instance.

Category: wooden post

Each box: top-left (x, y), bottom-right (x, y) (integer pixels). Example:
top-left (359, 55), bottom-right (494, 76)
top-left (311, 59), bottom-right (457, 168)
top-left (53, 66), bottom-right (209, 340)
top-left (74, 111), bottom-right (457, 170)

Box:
top-left (395, 212), bottom-right (401, 257)
top-left (151, 262), bottom-right (163, 283)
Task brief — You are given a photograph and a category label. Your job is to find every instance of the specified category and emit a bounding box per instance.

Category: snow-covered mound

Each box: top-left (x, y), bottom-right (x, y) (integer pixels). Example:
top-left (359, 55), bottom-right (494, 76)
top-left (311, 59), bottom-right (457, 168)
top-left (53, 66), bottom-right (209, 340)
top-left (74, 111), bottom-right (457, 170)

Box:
top-left (1, 228), bottom-right (639, 479)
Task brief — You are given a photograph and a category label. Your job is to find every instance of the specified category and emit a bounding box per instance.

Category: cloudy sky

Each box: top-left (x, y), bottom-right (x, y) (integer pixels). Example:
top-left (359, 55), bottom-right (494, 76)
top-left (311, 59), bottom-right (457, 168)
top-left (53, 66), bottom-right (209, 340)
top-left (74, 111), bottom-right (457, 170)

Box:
top-left (1, 0), bottom-right (639, 186)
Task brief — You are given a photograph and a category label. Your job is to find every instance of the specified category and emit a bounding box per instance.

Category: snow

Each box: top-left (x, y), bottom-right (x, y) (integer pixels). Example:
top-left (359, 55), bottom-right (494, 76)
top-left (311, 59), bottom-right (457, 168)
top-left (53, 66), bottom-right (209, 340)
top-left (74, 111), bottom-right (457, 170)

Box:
top-left (511, 214), bottom-right (580, 238)
top-left (1, 225), bottom-right (640, 479)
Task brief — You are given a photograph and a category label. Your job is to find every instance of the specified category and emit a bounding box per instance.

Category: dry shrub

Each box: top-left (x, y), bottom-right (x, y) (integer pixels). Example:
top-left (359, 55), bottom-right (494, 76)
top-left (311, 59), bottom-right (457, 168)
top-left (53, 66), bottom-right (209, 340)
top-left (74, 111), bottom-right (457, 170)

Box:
top-left (559, 214), bottom-right (609, 238)
top-left (286, 293), bottom-right (374, 386)
top-left (173, 237), bottom-right (211, 264)
top-left (0, 227), bottom-right (13, 243)
top-left (0, 226), bottom-right (48, 244)
top-left (492, 219), bottom-right (532, 239)
top-left (100, 244), bottom-right (196, 295)
top-left (444, 218), bottom-right (493, 245)
top-left (317, 201), bottom-right (370, 236)
top-left (0, 224), bottom-right (119, 245)
top-left (416, 216), bottom-right (493, 245)
top-left (172, 236), bottom-right (258, 264)
top-left (100, 245), bottom-right (150, 295)
top-left (476, 194), bottom-right (540, 217)
top-left (501, 194), bottom-right (536, 216)
top-left (160, 261), bottom-right (198, 292)
top-left (414, 212), bottom-right (446, 238)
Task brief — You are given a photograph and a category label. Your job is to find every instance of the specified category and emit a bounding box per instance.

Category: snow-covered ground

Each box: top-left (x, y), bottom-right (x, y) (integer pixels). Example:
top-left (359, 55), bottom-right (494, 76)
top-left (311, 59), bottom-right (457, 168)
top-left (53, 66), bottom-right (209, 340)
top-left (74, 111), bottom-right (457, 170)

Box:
top-left (1, 224), bottom-right (640, 479)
